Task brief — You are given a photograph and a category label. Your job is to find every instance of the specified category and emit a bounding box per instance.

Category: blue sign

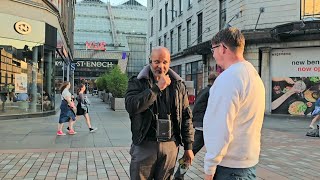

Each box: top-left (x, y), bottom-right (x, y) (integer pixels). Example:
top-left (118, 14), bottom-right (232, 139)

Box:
top-left (70, 63), bottom-right (76, 71)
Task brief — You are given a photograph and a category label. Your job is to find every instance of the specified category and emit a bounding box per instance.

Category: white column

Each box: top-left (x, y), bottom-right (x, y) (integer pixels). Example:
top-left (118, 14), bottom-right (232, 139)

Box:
top-left (260, 47), bottom-right (272, 113)
top-left (30, 46), bottom-right (38, 113)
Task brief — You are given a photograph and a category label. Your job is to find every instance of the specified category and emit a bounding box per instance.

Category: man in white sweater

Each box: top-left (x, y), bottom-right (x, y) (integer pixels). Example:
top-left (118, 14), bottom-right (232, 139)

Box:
top-left (203, 27), bottom-right (265, 180)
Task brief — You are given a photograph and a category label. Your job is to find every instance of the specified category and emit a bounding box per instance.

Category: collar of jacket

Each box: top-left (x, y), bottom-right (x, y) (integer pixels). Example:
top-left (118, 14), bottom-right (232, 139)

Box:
top-left (137, 65), bottom-right (183, 81)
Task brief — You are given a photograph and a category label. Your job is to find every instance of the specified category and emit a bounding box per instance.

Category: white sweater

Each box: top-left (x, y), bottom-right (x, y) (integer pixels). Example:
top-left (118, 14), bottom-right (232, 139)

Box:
top-left (203, 61), bottom-right (265, 175)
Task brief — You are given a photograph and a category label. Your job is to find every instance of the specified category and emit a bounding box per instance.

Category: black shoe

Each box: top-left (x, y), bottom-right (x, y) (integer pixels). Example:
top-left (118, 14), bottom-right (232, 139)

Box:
top-left (89, 127), bottom-right (98, 132)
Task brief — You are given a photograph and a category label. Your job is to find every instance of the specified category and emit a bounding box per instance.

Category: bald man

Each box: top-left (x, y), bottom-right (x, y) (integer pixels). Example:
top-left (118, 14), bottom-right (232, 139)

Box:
top-left (125, 46), bottom-right (194, 179)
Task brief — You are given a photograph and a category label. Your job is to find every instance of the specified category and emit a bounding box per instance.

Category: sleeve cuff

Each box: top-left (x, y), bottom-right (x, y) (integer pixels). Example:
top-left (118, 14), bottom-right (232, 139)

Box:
top-left (184, 143), bottom-right (192, 150)
top-left (204, 165), bottom-right (217, 176)
top-left (150, 84), bottom-right (161, 94)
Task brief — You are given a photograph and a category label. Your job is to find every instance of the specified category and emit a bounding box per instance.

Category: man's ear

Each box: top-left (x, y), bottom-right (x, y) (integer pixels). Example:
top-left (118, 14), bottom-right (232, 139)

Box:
top-left (149, 58), bottom-right (152, 63)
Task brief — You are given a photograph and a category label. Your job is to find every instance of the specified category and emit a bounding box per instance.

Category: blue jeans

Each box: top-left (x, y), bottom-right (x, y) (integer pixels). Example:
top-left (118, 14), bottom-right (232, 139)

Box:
top-left (213, 165), bottom-right (256, 180)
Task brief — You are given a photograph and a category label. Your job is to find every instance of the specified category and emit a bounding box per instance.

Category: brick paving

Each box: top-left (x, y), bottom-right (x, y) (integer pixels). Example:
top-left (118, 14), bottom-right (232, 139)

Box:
top-left (0, 96), bottom-right (319, 179)
top-left (0, 129), bottom-right (319, 179)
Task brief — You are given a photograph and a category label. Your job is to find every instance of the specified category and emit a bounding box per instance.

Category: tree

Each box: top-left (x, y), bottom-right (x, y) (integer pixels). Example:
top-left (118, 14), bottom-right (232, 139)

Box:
top-left (105, 65), bottom-right (128, 98)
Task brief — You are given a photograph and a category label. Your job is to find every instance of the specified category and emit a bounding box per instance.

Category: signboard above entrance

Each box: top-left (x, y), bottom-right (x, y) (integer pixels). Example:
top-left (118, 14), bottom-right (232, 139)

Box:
top-left (85, 41), bottom-right (106, 51)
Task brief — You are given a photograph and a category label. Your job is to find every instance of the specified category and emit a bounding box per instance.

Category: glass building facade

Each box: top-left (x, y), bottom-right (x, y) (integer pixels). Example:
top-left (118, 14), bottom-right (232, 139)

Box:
top-left (62, 0), bottom-right (147, 89)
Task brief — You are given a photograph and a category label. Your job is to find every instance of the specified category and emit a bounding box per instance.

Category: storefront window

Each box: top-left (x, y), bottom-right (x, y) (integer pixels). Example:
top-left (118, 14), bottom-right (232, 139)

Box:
top-left (185, 61), bottom-right (203, 95)
top-left (0, 38), bottom-right (55, 115)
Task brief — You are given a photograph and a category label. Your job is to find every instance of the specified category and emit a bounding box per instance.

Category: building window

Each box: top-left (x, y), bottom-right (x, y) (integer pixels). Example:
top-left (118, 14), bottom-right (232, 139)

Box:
top-left (187, 20), bottom-right (191, 47)
top-left (151, 0), bottom-right (154, 8)
top-left (197, 13), bottom-right (203, 43)
top-left (219, 0), bottom-right (226, 29)
top-left (178, 26), bottom-right (182, 51)
top-left (301, 0), bottom-right (320, 18)
top-left (171, 65), bottom-right (182, 77)
top-left (150, 42), bottom-right (152, 54)
top-left (171, 0), bottom-right (175, 21)
top-left (158, 37), bottom-right (161, 46)
top-left (186, 61), bottom-right (203, 96)
top-left (170, 30), bottom-right (174, 54)
top-left (151, 17), bottom-right (154, 36)
top-left (159, 9), bottom-right (162, 31)
top-left (164, 34), bottom-right (167, 47)
top-left (165, 3), bottom-right (168, 26)
top-left (188, 0), bottom-right (193, 8)
top-left (179, 0), bottom-right (183, 15)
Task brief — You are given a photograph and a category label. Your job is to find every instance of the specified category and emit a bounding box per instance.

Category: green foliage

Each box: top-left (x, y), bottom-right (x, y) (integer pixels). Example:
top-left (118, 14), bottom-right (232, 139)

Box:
top-left (98, 65), bottom-right (128, 98)
top-left (95, 77), bottom-right (104, 90)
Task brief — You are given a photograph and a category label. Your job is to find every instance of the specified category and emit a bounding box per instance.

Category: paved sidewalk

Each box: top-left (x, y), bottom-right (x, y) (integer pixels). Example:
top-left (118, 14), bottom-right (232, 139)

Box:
top-left (0, 95), bottom-right (319, 179)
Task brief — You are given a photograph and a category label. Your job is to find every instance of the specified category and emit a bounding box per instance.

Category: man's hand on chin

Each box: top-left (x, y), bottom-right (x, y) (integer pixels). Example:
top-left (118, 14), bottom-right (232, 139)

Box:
top-left (204, 174), bottom-right (214, 180)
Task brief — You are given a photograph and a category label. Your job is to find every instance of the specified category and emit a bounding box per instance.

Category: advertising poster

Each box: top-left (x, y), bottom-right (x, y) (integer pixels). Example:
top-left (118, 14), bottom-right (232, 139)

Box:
top-left (15, 73), bottom-right (28, 93)
top-left (270, 47), bottom-right (320, 115)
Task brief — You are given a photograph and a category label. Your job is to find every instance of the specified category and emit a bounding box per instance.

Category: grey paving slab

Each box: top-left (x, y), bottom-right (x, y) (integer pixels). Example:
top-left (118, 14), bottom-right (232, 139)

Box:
top-left (0, 95), bottom-right (319, 179)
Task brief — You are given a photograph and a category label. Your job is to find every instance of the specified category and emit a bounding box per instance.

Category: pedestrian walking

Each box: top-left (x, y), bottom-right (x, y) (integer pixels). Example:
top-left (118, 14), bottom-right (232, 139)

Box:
top-left (309, 95), bottom-right (320, 129)
top-left (203, 27), bottom-right (265, 180)
top-left (74, 84), bottom-right (98, 133)
top-left (57, 81), bottom-right (77, 136)
top-left (125, 46), bottom-right (194, 180)
top-left (174, 73), bottom-right (217, 180)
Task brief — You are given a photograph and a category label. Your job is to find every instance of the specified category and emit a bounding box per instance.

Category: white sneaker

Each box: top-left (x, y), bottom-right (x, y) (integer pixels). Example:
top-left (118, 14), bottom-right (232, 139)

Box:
top-left (89, 127), bottom-right (98, 132)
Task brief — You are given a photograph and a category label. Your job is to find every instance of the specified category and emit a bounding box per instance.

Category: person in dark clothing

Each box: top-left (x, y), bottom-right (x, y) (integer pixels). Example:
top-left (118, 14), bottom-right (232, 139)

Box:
top-left (174, 73), bottom-right (217, 179)
top-left (125, 46), bottom-right (194, 180)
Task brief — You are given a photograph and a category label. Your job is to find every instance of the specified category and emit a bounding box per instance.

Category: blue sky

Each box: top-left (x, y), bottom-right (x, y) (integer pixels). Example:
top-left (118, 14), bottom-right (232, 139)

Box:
top-left (76, 0), bottom-right (147, 7)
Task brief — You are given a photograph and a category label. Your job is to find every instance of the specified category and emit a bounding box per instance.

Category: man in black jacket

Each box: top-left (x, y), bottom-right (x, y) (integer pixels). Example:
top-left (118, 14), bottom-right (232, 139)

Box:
top-left (174, 73), bottom-right (217, 180)
top-left (125, 46), bottom-right (194, 180)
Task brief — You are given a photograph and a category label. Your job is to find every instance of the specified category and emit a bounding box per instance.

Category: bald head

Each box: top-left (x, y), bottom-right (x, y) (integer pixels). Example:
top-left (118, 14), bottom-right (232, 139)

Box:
top-left (151, 46), bottom-right (171, 61)
top-left (150, 46), bottom-right (171, 79)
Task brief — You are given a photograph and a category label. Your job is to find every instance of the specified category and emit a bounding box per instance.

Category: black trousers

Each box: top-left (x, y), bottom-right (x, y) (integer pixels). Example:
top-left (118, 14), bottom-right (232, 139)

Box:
top-left (130, 140), bottom-right (179, 180)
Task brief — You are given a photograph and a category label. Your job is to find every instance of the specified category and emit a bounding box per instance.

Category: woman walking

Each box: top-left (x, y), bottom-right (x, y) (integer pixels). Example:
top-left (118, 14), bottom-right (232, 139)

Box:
top-left (76, 84), bottom-right (97, 132)
top-left (57, 81), bottom-right (77, 135)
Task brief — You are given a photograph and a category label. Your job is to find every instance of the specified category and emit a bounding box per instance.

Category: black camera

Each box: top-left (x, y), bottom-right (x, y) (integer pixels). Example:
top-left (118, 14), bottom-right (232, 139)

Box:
top-left (156, 114), bottom-right (172, 141)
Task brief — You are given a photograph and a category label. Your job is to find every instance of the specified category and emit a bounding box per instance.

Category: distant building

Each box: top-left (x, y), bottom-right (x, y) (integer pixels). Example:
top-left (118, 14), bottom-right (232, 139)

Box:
top-left (61, 0), bottom-right (147, 88)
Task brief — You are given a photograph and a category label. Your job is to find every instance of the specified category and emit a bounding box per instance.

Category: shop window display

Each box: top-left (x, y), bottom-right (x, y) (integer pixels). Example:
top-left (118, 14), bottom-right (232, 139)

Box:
top-left (0, 38), bottom-right (56, 115)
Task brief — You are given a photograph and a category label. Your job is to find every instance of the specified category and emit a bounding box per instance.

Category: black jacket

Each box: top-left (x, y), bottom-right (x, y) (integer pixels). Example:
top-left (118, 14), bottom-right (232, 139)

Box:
top-left (125, 65), bottom-right (194, 150)
top-left (192, 85), bottom-right (212, 128)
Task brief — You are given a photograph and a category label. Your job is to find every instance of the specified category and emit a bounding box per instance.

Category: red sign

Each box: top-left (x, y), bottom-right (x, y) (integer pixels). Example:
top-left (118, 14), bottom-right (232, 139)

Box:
top-left (85, 41), bottom-right (106, 51)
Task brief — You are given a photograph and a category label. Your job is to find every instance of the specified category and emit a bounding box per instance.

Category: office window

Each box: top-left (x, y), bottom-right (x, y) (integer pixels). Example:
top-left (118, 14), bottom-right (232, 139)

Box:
top-left (178, 26), bottom-right (182, 51)
top-left (179, 0), bottom-right (183, 15)
top-left (151, 17), bottom-right (154, 36)
top-left (165, 3), bottom-right (168, 26)
top-left (170, 30), bottom-right (174, 54)
top-left (149, 42), bottom-right (152, 54)
top-left (171, 0), bottom-right (175, 21)
top-left (159, 9), bottom-right (162, 31)
top-left (151, 0), bottom-right (154, 8)
top-left (219, 0), bottom-right (226, 29)
top-left (188, 0), bottom-right (193, 8)
top-left (197, 13), bottom-right (203, 43)
top-left (187, 20), bottom-right (191, 47)
top-left (164, 34), bottom-right (167, 47)
top-left (301, 0), bottom-right (320, 18)
top-left (158, 37), bottom-right (161, 46)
